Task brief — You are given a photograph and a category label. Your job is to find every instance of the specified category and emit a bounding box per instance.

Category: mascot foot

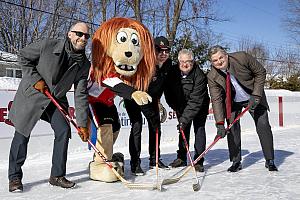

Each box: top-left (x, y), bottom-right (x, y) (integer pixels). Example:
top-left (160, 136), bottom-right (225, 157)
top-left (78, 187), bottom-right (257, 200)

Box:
top-left (89, 153), bottom-right (124, 182)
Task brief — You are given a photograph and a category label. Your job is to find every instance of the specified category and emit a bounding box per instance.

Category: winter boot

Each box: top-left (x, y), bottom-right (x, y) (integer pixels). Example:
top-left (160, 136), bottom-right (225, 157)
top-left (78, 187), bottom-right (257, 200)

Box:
top-left (49, 176), bottom-right (75, 188)
top-left (9, 178), bottom-right (23, 192)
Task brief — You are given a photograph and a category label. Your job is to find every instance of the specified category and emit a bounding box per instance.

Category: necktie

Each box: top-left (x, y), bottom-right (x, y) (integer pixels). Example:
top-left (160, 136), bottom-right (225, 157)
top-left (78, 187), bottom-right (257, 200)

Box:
top-left (226, 71), bottom-right (232, 119)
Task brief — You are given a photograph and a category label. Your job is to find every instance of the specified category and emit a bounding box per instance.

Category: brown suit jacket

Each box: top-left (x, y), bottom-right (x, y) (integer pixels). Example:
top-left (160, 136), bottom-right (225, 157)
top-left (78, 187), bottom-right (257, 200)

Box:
top-left (207, 51), bottom-right (269, 123)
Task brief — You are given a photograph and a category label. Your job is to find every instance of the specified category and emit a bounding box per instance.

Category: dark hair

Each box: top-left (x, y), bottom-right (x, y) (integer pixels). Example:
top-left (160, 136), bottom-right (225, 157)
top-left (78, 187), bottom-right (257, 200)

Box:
top-left (208, 45), bottom-right (227, 60)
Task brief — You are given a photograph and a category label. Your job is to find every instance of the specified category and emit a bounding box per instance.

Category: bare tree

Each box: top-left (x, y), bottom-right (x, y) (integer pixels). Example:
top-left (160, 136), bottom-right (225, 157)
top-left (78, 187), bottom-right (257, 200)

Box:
top-left (0, 0), bottom-right (221, 54)
top-left (282, 0), bottom-right (300, 45)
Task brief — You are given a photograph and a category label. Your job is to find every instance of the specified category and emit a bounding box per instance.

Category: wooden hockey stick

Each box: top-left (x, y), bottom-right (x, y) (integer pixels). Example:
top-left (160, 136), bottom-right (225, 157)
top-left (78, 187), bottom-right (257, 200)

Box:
top-left (45, 90), bottom-right (160, 190)
top-left (162, 105), bottom-right (251, 186)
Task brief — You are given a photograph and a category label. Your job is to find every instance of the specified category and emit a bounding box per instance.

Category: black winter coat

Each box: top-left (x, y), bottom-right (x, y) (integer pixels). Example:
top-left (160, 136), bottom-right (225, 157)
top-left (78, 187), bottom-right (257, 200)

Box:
top-left (164, 64), bottom-right (210, 125)
top-left (147, 58), bottom-right (172, 99)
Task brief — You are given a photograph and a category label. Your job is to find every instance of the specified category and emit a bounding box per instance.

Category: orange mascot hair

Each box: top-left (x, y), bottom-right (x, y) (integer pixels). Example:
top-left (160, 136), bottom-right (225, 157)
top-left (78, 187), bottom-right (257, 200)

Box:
top-left (92, 17), bottom-right (156, 91)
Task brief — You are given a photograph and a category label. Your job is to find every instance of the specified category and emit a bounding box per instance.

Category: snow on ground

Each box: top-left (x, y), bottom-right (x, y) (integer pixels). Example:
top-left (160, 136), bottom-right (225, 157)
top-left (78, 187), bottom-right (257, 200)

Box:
top-left (0, 77), bottom-right (21, 90)
top-left (0, 125), bottom-right (300, 200)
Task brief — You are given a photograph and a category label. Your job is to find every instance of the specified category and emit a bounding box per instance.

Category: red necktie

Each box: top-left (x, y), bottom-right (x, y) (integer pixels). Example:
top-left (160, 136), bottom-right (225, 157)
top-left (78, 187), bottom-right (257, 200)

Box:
top-left (226, 71), bottom-right (232, 119)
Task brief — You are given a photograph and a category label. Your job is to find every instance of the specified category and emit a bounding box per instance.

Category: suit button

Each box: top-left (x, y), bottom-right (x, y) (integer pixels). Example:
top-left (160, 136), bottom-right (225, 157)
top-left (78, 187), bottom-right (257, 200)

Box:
top-left (41, 106), bottom-right (45, 110)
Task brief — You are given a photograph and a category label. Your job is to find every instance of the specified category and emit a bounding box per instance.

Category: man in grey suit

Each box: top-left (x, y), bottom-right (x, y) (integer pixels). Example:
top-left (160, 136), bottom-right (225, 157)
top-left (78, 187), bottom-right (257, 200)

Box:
top-left (207, 45), bottom-right (277, 173)
top-left (8, 22), bottom-right (91, 192)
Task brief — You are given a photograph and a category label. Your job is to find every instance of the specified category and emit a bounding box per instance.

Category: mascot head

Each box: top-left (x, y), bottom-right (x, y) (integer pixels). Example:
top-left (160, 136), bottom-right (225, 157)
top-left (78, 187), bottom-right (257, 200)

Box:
top-left (92, 17), bottom-right (156, 91)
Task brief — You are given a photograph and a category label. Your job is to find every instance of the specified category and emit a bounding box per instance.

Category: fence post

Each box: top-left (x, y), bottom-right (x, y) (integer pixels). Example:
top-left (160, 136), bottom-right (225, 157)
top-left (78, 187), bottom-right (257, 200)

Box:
top-left (278, 96), bottom-right (283, 127)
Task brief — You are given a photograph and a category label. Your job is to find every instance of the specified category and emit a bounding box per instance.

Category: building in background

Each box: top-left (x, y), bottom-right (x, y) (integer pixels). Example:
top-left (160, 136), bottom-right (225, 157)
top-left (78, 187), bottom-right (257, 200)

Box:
top-left (0, 51), bottom-right (21, 78)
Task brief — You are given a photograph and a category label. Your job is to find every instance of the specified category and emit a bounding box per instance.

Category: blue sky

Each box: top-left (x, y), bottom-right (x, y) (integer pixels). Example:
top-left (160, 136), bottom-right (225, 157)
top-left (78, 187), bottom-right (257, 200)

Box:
top-left (210, 0), bottom-right (296, 52)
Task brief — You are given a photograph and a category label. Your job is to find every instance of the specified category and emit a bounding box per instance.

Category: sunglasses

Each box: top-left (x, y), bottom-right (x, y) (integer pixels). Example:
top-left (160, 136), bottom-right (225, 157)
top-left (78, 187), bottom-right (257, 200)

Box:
top-left (71, 31), bottom-right (90, 39)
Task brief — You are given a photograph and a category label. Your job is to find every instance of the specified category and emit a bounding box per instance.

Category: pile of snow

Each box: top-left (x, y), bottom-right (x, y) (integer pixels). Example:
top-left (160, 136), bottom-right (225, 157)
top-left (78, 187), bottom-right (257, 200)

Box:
top-left (0, 77), bottom-right (21, 90)
top-left (266, 89), bottom-right (300, 96)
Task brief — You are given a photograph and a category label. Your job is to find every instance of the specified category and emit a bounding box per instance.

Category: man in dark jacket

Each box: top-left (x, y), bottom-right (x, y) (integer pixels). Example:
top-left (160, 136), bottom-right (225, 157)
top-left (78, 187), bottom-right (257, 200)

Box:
top-left (165, 49), bottom-right (210, 172)
top-left (207, 45), bottom-right (277, 172)
top-left (124, 36), bottom-right (171, 175)
top-left (8, 22), bottom-right (91, 192)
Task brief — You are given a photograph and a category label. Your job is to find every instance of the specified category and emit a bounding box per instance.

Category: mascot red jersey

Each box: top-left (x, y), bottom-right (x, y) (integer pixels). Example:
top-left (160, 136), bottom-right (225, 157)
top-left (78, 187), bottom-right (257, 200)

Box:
top-left (88, 17), bottom-right (156, 182)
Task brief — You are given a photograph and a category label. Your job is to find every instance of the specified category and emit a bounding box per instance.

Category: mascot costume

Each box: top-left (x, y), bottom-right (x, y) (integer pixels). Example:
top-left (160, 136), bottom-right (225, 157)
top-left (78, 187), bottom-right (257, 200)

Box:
top-left (88, 17), bottom-right (156, 182)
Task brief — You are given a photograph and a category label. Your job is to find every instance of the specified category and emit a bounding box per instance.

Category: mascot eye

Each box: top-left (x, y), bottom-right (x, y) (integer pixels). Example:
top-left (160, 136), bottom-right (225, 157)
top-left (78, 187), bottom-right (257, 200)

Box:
top-left (117, 31), bottom-right (128, 43)
top-left (131, 33), bottom-right (139, 46)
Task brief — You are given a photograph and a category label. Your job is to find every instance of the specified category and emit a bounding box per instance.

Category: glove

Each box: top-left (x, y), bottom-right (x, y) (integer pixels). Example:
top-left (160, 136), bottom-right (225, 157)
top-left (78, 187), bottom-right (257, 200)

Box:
top-left (131, 91), bottom-right (152, 105)
top-left (78, 127), bottom-right (89, 142)
top-left (216, 122), bottom-right (227, 138)
top-left (249, 95), bottom-right (261, 110)
top-left (34, 79), bottom-right (48, 93)
top-left (177, 122), bottom-right (187, 132)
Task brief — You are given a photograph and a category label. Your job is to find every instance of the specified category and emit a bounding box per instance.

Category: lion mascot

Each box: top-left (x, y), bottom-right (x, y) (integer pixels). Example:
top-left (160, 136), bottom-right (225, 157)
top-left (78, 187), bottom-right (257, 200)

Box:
top-left (88, 17), bottom-right (156, 182)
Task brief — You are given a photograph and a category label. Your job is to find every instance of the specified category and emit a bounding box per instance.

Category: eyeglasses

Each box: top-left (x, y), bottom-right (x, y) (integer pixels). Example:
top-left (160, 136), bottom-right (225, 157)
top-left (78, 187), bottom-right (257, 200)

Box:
top-left (159, 50), bottom-right (170, 54)
top-left (179, 60), bottom-right (193, 64)
top-left (71, 31), bottom-right (90, 39)
top-left (156, 49), bottom-right (170, 54)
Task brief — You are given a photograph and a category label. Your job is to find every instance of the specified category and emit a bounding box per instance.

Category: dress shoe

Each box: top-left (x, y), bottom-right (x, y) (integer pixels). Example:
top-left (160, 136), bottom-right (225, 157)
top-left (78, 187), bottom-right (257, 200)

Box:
top-left (265, 160), bottom-right (278, 171)
top-left (9, 178), bottom-right (23, 192)
top-left (49, 176), bottom-right (76, 188)
top-left (169, 158), bottom-right (187, 168)
top-left (149, 159), bottom-right (169, 169)
top-left (130, 161), bottom-right (144, 176)
top-left (227, 161), bottom-right (242, 172)
top-left (194, 163), bottom-right (204, 172)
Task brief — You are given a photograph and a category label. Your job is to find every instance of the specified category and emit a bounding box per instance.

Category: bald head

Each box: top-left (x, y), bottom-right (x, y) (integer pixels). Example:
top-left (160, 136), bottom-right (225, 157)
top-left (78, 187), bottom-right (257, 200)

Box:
top-left (69, 22), bottom-right (89, 33)
top-left (67, 22), bottom-right (90, 51)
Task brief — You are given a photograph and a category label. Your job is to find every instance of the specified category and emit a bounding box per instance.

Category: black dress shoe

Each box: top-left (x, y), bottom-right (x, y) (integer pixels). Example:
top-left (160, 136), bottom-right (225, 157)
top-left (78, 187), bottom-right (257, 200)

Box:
top-left (149, 159), bottom-right (169, 169)
top-left (9, 178), bottom-right (23, 192)
top-left (265, 160), bottom-right (278, 171)
top-left (227, 161), bottom-right (242, 172)
top-left (130, 160), bottom-right (144, 176)
top-left (49, 176), bottom-right (76, 188)
top-left (131, 163), bottom-right (144, 176)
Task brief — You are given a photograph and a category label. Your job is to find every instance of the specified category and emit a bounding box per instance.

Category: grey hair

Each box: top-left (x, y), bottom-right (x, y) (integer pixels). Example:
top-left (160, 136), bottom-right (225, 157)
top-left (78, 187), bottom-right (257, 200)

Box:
top-left (178, 49), bottom-right (194, 60)
top-left (208, 45), bottom-right (227, 60)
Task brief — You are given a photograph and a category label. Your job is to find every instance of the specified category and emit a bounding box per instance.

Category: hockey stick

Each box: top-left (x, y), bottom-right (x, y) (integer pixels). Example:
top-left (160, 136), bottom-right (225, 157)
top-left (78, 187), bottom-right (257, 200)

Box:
top-left (162, 105), bottom-right (251, 185)
top-left (179, 127), bottom-right (200, 191)
top-left (44, 90), bottom-right (158, 190)
top-left (154, 128), bottom-right (162, 191)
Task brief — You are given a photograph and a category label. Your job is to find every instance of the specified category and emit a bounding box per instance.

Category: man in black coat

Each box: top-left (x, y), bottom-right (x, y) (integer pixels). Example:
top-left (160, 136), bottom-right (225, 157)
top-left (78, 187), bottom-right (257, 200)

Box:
top-left (8, 22), bottom-right (90, 192)
top-left (124, 36), bottom-right (171, 175)
top-left (165, 49), bottom-right (210, 172)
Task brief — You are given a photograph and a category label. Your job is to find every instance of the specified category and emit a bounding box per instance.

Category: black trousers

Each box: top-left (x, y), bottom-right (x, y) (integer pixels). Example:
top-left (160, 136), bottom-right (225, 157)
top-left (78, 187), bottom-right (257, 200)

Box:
top-left (227, 102), bottom-right (275, 162)
top-left (176, 112), bottom-right (207, 164)
top-left (8, 103), bottom-right (71, 181)
top-left (124, 99), bottom-right (161, 164)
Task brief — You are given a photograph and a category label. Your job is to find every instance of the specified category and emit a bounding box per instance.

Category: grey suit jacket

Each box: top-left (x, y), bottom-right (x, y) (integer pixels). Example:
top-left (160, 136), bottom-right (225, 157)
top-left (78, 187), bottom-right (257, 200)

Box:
top-left (9, 39), bottom-right (90, 137)
top-left (207, 51), bottom-right (269, 123)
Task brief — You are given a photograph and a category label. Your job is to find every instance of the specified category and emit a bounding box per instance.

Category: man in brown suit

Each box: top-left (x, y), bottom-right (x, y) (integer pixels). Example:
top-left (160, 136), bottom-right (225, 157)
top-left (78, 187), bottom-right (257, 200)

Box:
top-left (207, 45), bottom-right (277, 172)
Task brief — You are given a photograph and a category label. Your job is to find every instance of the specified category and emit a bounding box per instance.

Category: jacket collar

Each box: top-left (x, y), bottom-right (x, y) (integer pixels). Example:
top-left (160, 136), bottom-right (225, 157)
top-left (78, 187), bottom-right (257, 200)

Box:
top-left (53, 39), bottom-right (65, 54)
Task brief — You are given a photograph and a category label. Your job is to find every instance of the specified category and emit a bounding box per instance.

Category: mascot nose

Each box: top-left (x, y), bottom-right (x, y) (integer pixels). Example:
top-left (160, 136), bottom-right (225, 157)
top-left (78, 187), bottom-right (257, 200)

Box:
top-left (125, 51), bottom-right (132, 58)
